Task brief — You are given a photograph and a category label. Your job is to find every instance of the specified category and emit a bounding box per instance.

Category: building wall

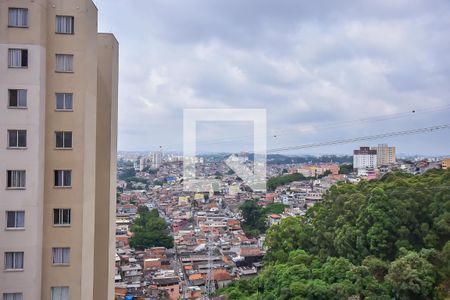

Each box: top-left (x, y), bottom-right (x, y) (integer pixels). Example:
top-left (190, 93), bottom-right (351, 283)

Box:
top-left (353, 154), bottom-right (377, 170)
top-left (374, 144), bottom-right (396, 166)
top-left (0, 0), bottom-right (47, 297)
top-left (94, 33), bottom-right (119, 300)
top-left (442, 158), bottom-right (450, 170)
top-left (1, 0), bottom-right (117, 298)
top-left (41, 1), bottom-right (100, 299)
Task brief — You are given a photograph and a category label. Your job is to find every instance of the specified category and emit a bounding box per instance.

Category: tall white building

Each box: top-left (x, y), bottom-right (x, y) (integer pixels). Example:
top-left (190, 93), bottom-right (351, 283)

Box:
top-left (353, 147), bottom-right (377, 170)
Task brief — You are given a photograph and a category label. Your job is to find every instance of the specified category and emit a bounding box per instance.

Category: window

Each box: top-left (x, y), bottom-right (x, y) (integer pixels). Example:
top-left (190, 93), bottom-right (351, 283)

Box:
top-left (3, 293), bottom-right (23, 300)
top-left (51, 287), bottom-right (69, 300)
top-left (8, 49), bottom-right (28, 68)
top-left (52, 248), bottom-right (70, 265)
top-left (56, 16), bottom-right (74, 34)
top-left (7, 171), bottom-right (26, 189)
top-left (6, 211), bottom-right (25, 229)
top-left (7, 130), bottom-right (27, 148)
top-left (8, 8), bottom-right (28, 28)
top-left (55, 131), bottom-right (72, 149)
top-left (54, 170), bottom-right (71, 187)
top-left (8, 90), bottom-right (27, 108)
top-left (56, 93), bottom-right (73, 110)
top-left (55, 54), bottom-right (73, 72)
top-left (4, 252), bottom-right (23, 270)
top-left (53, 209), bottom-right (71, 226)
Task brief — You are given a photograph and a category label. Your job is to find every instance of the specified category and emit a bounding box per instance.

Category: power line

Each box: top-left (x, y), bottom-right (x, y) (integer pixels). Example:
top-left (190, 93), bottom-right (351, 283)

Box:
top-left (267, 124), bottom-right (450, 153)
top-left (155, 104), bottom-right (450, 151)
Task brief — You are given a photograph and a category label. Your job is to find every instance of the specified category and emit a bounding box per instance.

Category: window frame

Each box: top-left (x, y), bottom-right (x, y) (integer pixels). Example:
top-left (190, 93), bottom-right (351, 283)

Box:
top-left (4, 252), bottom-right (24, 271)
top-left (53, 208), bottom-right (71, 227)
top-left (8, 49), bottom-right (28, 68)
top-left (55, 15), bottom-right (74, 34)
top-left (7, 130), bottom-right (27, 149)
top-left (8, 7), bottom-right (29, 28)
top-left (51, 287), bottom-right (69, 300)
top-left (2, 292), bottom-right (23, 300)
top-left (5, 211), bottom-right (25, 230)
top-left (54, 170), bottom-right (72, 188)
top-left (8, 89), bottom-right (27, 109)
top-left (6, 170), bottom-right (26, 190)
top-left (55, 131), bottom-right (73, 149)
top-left (55, 93), bottom-right (73, 111)
top-left (52, 247), bottom-right (70, 266)
top-left (55, 54), bottom-right (74, 73)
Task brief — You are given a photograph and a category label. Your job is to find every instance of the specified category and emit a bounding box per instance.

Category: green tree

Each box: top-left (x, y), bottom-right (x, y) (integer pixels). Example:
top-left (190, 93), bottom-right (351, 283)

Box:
top-left (240, 200), bottom-right (267, 236)
top-left (129, 208), bottom-right (173, 249)
top-left (262, 203), bottom-right (288, 214)
top-left (267, 173), bottom-right (308, 191)
top-left (386, 251), bottom-right (436, 299)
top-left (137, 205), bottom-right (149, 215)
top-left (219, 170), bottom-right (450, 299)
top-left (339, 164), bottom-right (353, 175)
top-left (118, 168), bottom-right (136, 180)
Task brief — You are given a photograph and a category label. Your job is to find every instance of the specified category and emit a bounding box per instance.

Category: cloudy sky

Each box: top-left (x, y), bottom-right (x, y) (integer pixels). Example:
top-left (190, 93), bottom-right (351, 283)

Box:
top-left (95, 0), bottom-right (450, 155)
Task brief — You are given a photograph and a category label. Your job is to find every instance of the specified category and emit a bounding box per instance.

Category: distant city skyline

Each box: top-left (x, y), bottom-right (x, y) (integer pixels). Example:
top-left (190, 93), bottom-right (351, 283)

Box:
top-left (95, 0), bottom-right (450, 155)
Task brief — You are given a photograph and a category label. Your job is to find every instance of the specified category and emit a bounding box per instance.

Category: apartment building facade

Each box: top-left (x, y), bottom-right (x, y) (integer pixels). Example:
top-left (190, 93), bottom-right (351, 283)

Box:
top-left (353, 147), bottom-right (377, 170)
top-left (442, 158), bottom-right (450, 170)
top-left (372, 144), bottom-right (396, 166)
top-left (0, 1), bottom-right (118, 299)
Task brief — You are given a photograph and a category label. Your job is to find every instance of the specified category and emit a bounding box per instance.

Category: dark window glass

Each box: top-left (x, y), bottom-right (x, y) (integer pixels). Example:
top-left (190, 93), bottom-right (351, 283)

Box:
top-left (54, 170), bottom-right (71, 187)
top-left (21, 50), bottom-right (28, 67)
top-left (8, 130), bottom-right (17, 147)
top-left (64, 132), bottom-right (72, 148)
top-left (9, 90), bottom-right (17, 106)
top-left (6, 211), bottom-right (24, 228)
top-left (7, 170), bottom-right (26, 188)
top-left (18, 130), bottom-right (26, 147)
top-left (8, 49), bottom-right (28, 68)
top-left (55, 132), bottom-right (64, 148)
top-left (7, 130), bottom-right (26, 148)
top-left (55, 131), bottom-right (72, 148)
top-left (9, 89), bottom-right (27, 107)
top-left (53, 209), bottom-right (71, 225)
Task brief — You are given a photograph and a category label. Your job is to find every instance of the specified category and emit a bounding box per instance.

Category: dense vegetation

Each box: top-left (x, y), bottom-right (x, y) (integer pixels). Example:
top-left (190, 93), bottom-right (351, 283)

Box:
top-left (267, 173), bottom-right (308, 191)
top-left (240, 200), bottom-right (289, 238)
top-left (223, 170), bottom-right (450, 299)
top-left (118, 167), bottom-right (136, 180)
top-left (339, 163), bottom-right (353, 174)
top-left (129, 207), bottom-right (174, 250)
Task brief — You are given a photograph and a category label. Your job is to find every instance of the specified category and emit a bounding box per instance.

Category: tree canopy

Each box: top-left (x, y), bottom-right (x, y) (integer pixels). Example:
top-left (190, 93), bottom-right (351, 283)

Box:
top-left (339, 164), bottom-right (353, 174)
top-left (267, 173), bottom-right (308, 191)
top-left (129, 208), bottom-right (174, 250)
top-left (240, 200), bottom-right (289, 238)
top-left (221, 169), bottom-right (450, 299)
top-left (118, 167), bottom-right (136, 180)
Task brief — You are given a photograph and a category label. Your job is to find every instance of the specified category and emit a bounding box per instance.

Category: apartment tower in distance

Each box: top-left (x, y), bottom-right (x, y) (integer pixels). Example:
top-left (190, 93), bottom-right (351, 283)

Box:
top-left (353, 147), bottom-right (377, 170)
top-left (0, 1), bottom-right (118, 299)
top-left (372, 144), bottom-right (396, 166)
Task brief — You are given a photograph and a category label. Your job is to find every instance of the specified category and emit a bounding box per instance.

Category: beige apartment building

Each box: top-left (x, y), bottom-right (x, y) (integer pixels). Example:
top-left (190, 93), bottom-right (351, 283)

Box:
top-left (442, 158), bottom-right (450, 170)
top-left (0, 0), bottom-right (118, 299)
top-left (372, 144), bottom-right (396, 167)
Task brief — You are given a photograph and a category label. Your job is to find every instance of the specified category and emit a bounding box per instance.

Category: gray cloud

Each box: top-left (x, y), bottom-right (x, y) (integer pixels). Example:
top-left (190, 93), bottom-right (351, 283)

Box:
top-left (95, 0), bottom-right (450, 155)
